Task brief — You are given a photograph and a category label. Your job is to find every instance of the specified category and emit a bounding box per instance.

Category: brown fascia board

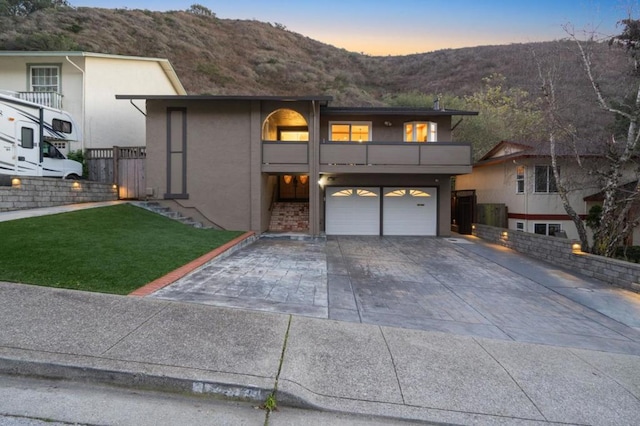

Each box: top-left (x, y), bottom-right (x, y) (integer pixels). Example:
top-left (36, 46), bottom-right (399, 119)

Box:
top-left (321, 106), bottom-right (478, 116)
top-left (473, 152), bottom-right (534, 168)
top-left (116, 94), bottom-right (333, 104)
top-left (478, 140), bottom-right (534, 161)
top-left (474, 151), bottom-right (603, 168)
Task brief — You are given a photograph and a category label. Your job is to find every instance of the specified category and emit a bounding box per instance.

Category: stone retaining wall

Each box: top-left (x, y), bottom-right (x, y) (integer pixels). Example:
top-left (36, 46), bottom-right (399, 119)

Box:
top-left (472, 223), bottom-right (640, 293)
top-left (0, 176), bottom-right (118, 212)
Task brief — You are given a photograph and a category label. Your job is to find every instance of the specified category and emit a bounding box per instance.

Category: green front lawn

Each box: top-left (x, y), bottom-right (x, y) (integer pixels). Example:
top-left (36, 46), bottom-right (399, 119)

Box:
top-left (0, 204), bottom-right (245, 294)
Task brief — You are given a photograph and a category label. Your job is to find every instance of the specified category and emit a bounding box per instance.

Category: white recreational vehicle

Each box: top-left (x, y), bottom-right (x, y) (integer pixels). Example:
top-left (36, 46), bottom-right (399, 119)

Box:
top-left (0, 92), bottom-right (83, 179)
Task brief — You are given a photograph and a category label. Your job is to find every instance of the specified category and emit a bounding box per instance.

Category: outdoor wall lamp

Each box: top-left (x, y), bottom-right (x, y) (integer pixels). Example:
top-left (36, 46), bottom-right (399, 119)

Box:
top-left (11, 178), bottom-right (20, 186)
top-left (72, 181), bottom-right (81, 189)
top-left (501, 230), bottom-right (508, 238)
top-left (572, 243), bottom-right (582, 253)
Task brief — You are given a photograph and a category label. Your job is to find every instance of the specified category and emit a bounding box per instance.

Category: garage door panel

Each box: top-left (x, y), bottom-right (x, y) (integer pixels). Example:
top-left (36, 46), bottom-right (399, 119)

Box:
top-left (383, 187), bottom-right (437, 236)
top-left (326, 187), bottom-right (380, 235)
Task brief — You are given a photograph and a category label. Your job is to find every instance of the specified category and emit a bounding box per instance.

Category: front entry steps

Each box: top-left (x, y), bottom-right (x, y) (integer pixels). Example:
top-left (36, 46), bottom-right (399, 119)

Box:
top-left (269, 202), bottom-right (309, 232)
top-left (132, 201), bottom-right (205, 228)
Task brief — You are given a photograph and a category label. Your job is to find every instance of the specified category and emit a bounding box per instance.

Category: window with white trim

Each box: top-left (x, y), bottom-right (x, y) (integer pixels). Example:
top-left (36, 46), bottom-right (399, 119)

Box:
top-left (534, 165), bottom-right (558, 193)
top-left (516, 221), bottom-right (524, 232)
top-left (329, 122), bottom-right (371, 142)
top-left (534, 223), bottom-right (561, 236)
top-left (404, 121), bottom-right (437, 142)
top-left (29, 65), bottom-right (60, 92)
top-left (516, 165), bottom-right (525, 193)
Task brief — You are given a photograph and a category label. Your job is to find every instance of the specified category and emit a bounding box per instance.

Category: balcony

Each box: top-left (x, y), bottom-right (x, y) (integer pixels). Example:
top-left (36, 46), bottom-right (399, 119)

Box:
top-left (320, 142), bottom-right (472, 174)
top-left (16, 91), bottom-right (63, 109)
top-left (262, 142), bottom-right (309, 173)
top-left (261, 141), bottom-right (473, 174)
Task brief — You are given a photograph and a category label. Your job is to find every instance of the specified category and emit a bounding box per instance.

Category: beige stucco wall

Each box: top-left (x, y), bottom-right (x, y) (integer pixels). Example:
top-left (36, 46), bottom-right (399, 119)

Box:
top-left (146, 100), bottom-right (257, 231)
top-left (84, 57), bottom-right (182, 149)
top-left (455, 158), bottom-right (600, 240)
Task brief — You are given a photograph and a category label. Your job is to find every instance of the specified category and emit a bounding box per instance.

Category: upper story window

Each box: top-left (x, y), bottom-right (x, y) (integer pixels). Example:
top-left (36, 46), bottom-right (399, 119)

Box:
top-left (534, 165), bottom-right (558, 193)
top-left (29, 65), bottom-right (60, 93)
top-left (516, 165), bottom-right (525, 193)
top-left (329, 122), bottom-right (371, 142)
top-left (404, 121), bottom-right (437, 142)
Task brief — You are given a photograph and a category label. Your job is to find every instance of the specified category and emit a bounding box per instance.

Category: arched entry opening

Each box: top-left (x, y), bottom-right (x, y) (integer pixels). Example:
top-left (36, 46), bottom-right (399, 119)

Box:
top-left (263, 108), bottom-right (310, 232)
top-left (262, 109), bottom-right (310, 201)
top-left (262, 108), bottom-right (309, 142)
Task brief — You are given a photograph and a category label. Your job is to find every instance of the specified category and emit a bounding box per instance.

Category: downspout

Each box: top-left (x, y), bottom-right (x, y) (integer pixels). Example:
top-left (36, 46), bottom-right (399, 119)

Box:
top-left (65, 56), bottom-right (85, 152)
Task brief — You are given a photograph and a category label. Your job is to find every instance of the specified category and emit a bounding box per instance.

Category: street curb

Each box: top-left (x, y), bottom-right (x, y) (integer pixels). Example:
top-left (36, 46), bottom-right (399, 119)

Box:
top-left (129, 231), bottom-right (258, 297)
top-left (0, 356), bottom-right (276, 406)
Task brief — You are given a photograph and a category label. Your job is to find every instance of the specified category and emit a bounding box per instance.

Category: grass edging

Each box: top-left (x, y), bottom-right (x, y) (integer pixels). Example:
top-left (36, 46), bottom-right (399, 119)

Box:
top-left (129, 231), bottom-right (257, 297)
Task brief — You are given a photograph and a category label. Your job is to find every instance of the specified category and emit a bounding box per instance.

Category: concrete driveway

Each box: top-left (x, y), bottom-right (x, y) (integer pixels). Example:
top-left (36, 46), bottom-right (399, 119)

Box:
top-left (150, 235), bottom-right (640, 355)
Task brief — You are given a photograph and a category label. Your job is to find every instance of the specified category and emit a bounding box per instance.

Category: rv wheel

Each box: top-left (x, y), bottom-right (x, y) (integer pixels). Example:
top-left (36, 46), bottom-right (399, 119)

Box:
top-left (65, 174), bottom-right (80, 180)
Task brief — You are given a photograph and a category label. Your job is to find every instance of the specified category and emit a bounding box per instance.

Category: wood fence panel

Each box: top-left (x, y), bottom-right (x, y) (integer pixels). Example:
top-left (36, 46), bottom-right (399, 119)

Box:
top-left (85, 147), bottom-right (146, 200)
top-left (118, 158), bottom-right (145, 199)
top-left (477, 203), bottom-right (508, 228)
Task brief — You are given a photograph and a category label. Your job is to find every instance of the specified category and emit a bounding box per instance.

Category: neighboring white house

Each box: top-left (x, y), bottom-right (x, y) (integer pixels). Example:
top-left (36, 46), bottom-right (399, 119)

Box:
top-left (0, 51), bottom-right (186, 152)
top-left (455, 140), bottom-right (640, 244)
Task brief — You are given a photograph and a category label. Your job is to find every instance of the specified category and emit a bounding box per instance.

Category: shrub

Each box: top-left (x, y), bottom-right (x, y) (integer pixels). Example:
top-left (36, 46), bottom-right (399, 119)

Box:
top-left (66, 149), bottom-right (88, 178)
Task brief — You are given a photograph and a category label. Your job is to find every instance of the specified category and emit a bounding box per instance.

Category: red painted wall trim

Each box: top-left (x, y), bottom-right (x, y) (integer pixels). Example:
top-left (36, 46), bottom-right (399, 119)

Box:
top-left (508, 213), bottom-right (587, 220)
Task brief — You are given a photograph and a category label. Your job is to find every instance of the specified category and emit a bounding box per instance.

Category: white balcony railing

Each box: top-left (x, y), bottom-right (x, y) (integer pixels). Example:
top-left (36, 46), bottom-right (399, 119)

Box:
top-left (16, 91), bottom-right (63, 109)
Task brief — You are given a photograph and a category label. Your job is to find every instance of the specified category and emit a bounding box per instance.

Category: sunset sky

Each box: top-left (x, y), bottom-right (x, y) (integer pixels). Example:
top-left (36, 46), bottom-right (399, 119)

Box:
top-left (74, 0), bottom-right (633, 55)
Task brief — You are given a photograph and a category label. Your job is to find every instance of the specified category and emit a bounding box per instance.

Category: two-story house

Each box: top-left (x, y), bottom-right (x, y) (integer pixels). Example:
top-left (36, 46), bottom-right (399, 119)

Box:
top-left (0, 51), bottom-right (186, 152)
top-left (116, 94), bottom-right (477, 237)
top-left (455, 140), bottom-right (640, 244)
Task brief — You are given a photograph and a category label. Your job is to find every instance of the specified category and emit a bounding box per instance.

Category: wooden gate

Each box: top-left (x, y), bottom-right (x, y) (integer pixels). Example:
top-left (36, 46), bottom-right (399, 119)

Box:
top-left (86, 146), bottom-right (146, 200)
top-left (451, 190), bottom-right (476, 234)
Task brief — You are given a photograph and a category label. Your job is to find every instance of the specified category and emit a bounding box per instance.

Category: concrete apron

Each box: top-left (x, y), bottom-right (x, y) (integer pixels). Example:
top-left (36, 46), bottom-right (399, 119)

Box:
top-left (149, 235), bottom-right (640, 356)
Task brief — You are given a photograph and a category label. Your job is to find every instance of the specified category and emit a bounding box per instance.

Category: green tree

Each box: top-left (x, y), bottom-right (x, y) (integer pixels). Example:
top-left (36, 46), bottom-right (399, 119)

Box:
top-left (0, 0), bottom-right (67, 17)
top-left (537, 18), bottom-right (640, 257)
top-left (187, 3), bottom-right (215, 17)
top-left (458, 73), bottom-right (545, 159)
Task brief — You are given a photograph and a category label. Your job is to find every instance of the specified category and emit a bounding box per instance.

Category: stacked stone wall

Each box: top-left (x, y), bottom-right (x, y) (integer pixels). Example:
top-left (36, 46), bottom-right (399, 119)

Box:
top-left (473, 223), bottom-right (640, 293)
top-left (0, 176), bottom-right (118, 212)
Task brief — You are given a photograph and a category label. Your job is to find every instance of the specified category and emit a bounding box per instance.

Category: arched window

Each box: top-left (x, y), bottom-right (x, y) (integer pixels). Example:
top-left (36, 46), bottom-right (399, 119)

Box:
top-left (262, 109), bottom-right (309, 141)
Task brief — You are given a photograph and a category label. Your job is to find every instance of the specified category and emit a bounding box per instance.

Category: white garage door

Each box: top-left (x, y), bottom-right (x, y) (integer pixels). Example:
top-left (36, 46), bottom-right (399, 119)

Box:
top-left (383, 187), bottom-right (437, 236)
top-left (325, 187), bottom-right (380, 235)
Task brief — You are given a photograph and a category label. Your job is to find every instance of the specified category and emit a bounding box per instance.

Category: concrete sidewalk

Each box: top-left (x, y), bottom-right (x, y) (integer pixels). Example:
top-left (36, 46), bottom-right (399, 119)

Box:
top-left (1, 281), bottom-right (639, 425)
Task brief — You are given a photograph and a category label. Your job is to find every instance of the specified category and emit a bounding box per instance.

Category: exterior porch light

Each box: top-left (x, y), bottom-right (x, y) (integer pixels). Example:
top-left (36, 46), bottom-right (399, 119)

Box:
top-left (501, 230), bottom-right (508, 239)
top-left (11, 178), bottom-right (20, 187)
top-left (572, 243), bottom-right (582, 253)
top-left (72, 181), bottom-right (81, 189)
top-left (283, 175), bottom-right (293, 184)
top-left (299, 175), bottom-right (308, 185)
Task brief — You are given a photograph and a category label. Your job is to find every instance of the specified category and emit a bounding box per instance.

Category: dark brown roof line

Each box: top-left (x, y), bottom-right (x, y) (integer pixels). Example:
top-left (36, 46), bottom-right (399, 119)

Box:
top-left (116, 94), bottom-right (333, 103)
top-left (322, 106), bottom-right (478, 116)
